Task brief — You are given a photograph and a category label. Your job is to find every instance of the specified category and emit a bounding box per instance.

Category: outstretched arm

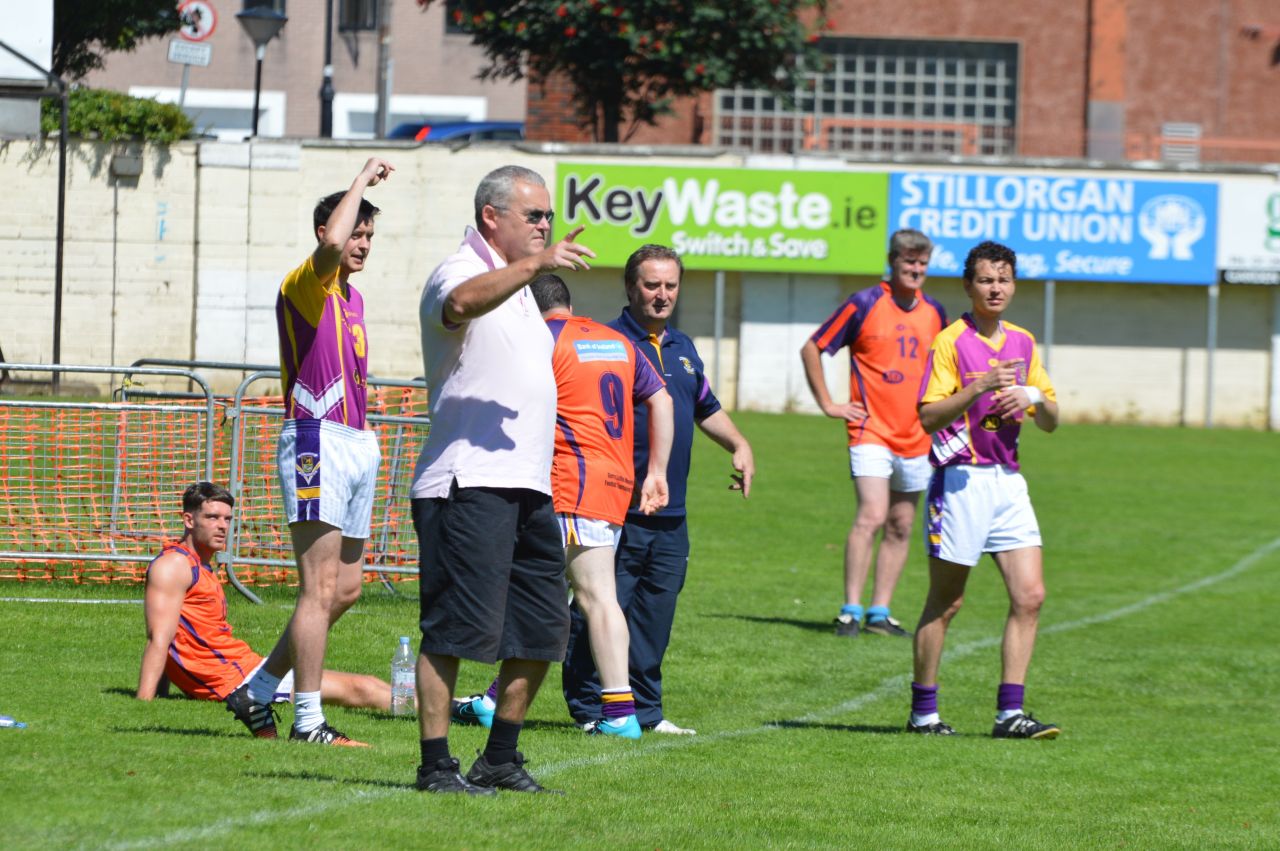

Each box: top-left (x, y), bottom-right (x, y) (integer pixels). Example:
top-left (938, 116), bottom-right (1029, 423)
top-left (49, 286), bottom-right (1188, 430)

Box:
top-left (697, 409), bottom-right (755, 499)
top-left (137, 555), bottom-right (189, 700)
top-left (637, 388), bottom-right (674, 514)
top-left (444, 226), bottom-right (596, 324)
top-left (311, 156), bottom-right (394, 282)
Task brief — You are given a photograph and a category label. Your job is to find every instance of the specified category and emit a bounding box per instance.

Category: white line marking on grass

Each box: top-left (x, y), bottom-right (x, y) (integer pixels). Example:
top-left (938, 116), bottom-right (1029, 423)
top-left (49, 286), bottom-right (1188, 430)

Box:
top-left (0, 597), bottom-right (141, 605)
top-left (104, 534), bottom-right (1280, 847)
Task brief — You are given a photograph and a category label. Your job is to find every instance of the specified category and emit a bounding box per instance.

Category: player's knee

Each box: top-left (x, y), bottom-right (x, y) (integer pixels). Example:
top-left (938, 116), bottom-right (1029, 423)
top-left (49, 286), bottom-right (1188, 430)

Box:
top-left (1012, 584), bottom-right (1045, 616)
top-left (851, 510), bottom-right (888, 536)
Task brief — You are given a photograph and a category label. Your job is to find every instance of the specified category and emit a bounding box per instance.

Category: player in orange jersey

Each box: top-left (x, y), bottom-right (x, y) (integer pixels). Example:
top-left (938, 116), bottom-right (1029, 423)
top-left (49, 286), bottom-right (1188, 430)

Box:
top-left (538, 274), bottom-right (673, 737)
top-left (137, 482), bottom-right (389, 730)
top-left (801, 229), bottom-right (948, 639)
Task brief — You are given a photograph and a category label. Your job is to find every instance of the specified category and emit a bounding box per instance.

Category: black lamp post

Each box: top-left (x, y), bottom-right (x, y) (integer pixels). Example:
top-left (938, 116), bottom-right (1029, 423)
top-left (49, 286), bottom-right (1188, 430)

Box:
top-left (236, 7), bottom-right (288, 137)
top-left (320, 0), bottom-right (334, 137)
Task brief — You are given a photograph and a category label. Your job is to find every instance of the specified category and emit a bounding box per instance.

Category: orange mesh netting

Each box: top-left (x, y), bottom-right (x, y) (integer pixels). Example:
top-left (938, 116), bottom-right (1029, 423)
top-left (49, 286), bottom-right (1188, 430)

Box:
top-left (0, 386), bottom-right (427, 586)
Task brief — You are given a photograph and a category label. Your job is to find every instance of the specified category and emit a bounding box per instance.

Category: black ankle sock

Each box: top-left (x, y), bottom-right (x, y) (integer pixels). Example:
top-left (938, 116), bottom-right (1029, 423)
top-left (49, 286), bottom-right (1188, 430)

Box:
top-left (482, 718), bottom-right (522, 765)
top-left (420, 737), bottom-right (451, 767)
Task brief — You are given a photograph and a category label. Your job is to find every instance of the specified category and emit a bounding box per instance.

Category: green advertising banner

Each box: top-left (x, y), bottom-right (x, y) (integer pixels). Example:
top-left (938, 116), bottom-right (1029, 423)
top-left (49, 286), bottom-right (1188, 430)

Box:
top-left (558, 163), bottom-right (889, 274)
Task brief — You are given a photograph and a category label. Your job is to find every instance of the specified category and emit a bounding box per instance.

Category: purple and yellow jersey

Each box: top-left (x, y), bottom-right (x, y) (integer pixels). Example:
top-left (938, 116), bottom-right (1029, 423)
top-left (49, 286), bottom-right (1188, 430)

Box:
top-left (275, 255), bottom-right (370, 430)
top-left (810, 282), bottom-right (947, 456)
top-left (147, 543), bottom-right (263, 701)
top-left (545, 312), bottom-right (666, 525)
top-left (918, 314), bottom-right (1056, 471)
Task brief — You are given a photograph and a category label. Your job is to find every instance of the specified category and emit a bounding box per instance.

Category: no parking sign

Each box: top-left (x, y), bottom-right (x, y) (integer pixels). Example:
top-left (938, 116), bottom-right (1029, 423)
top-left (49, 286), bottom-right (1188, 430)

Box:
top-left (178, 0), bottom-right (217, 42)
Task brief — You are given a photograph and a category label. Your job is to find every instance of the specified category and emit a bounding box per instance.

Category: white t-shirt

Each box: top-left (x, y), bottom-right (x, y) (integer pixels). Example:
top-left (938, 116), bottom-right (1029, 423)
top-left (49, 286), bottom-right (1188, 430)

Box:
top-left (411, 227), bottom-right (556, 498)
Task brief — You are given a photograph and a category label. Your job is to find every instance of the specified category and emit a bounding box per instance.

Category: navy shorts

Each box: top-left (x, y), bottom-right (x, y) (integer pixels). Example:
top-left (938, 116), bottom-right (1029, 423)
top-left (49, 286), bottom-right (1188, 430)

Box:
top-left (414, 483), bottom-right (569, 664)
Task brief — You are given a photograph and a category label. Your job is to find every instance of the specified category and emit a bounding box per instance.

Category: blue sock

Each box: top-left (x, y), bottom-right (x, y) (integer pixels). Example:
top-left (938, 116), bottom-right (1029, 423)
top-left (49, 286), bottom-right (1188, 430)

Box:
top-left (867, 606), bottom-right (891, 624)
top-left (840, 604), bottom-right (864, 621)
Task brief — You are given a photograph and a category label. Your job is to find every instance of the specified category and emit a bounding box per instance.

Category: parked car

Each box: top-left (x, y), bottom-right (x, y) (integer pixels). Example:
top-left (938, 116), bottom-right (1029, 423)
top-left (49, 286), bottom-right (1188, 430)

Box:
top-left (387, 121), bottom-right (525, 143)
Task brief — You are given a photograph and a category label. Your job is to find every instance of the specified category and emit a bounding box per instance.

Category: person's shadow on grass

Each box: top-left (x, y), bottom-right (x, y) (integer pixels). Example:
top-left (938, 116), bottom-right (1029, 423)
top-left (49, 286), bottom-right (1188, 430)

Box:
top-left (703, 613), bottom-right (834, 634)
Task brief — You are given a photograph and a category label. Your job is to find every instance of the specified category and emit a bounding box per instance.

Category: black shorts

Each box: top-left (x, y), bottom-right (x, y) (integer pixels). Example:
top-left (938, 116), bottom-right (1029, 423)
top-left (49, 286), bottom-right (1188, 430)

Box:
top-left (414, 483), bottom-right (569, 664)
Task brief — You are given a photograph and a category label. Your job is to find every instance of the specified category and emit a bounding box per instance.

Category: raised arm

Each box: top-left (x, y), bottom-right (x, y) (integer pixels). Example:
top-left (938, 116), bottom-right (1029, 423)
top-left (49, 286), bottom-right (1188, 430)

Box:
top-left (636, 388), bottom-right (674, 515)
top-left (311, 157), bottom-right (394, 282)
top-left (697, 409), bottom-right (755, 499)
top-left (444, 226), bottom-right (596, 324)
top-left (136, 554), bottom-right (190, 700)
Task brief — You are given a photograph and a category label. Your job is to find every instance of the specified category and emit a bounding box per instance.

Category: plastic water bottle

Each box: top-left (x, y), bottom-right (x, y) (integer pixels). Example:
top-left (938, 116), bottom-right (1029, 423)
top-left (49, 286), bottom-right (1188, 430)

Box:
top-left (391, 636), bottom-right (415, 717)
top-left (0, 715), bottom-right (26, 729)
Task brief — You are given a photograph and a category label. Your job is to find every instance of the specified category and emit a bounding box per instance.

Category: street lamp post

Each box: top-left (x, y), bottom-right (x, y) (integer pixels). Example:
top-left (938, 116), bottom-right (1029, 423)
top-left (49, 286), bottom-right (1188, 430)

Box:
top-left (236, 7), bottom-right (288, 138)
top-left (320, 0), bottom-right (334, 137)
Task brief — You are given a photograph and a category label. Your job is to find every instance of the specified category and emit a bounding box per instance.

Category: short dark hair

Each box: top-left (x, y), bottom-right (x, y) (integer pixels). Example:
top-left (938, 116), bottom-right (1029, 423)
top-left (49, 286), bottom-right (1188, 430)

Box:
top-left (313, 192), bottom-right (380, 236)
top-left (624, 244), bottom-right (684, 290)
top-left (530, 273), bottom-right (571, 312)
top-left (182, 481), bottom-right (234, 514)
top-left (963, 241), bottom-right (1018, 282)
top-left (474, 165), bottom-right (546, 229)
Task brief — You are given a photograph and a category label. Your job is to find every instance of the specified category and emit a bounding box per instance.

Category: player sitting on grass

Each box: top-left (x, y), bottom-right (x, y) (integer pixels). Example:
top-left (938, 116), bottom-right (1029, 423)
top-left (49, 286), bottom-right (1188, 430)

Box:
top-left (908, 241), bottom-right (1061, 740)
top-left (137, 482), bottom-right (390, 728)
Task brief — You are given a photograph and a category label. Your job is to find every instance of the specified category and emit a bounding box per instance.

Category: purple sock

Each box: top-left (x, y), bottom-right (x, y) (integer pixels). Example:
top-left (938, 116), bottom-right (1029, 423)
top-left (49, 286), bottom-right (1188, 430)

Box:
top-left (997, 682), bottom-right (1024, 713)
top-left (485, 677), bottom-right (499, 702)
top-left (911, 682), bottom-right (939, 716)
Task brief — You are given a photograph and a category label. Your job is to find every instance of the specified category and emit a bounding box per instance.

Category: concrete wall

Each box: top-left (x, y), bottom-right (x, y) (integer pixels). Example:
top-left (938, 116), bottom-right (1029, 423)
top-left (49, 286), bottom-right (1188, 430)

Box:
top-left (2, 138), bottom-right (1276, 428)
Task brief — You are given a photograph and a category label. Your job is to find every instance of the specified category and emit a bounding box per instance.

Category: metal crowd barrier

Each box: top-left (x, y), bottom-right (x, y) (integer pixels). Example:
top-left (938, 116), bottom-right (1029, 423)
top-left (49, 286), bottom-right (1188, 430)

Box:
top-left (0, 360), bottom-right (429, 603)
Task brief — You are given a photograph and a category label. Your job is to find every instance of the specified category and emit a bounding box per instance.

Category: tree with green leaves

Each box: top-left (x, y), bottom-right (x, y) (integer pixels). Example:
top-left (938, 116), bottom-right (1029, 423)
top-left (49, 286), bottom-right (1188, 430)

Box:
top-left (53, 0), bottom-right (183, 80)
top-left (420, 0), bottom-right (830, 142)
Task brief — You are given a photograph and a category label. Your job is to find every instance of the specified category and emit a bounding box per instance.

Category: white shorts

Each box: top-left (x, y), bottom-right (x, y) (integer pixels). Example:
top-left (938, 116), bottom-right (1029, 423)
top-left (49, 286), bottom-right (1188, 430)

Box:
top-left (849, 444), bottom-right (932, 493)
top-left (557, 514), bottom-right (622, 550)
top-left (924, 464), bottom-right (1041, 567)
top-left (240, 658), bottom-right (295, 704)
top-left (278, 419), bottom-right (381, 539)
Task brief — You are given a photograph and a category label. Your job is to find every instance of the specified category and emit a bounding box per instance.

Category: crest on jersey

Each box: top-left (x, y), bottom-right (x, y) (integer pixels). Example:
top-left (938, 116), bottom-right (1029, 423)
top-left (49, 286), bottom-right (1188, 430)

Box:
top-left (679, 356), bottom-right (695, 375)
top-left (980, 414), bottom-right (1003, 432)
top-left (296, 453), bottom-right (321, 484)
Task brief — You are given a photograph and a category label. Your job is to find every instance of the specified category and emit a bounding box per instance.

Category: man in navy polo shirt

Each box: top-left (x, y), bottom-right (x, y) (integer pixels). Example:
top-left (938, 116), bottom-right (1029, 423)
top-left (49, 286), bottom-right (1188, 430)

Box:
top-left (562, 244), bottom-right (755, 735)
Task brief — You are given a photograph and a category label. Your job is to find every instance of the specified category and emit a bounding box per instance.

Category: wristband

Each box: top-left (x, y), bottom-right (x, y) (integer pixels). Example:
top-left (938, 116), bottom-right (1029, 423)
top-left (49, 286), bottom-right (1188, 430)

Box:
top-left (1017, 385), bottom-right (1044, 405)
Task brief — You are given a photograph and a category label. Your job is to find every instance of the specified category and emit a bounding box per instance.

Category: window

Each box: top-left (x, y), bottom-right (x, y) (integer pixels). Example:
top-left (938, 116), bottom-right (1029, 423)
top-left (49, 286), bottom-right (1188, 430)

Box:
top-left (715, 37), bottom-right (1018, 156)
top-left (339, 0), bottom-right (377, 32)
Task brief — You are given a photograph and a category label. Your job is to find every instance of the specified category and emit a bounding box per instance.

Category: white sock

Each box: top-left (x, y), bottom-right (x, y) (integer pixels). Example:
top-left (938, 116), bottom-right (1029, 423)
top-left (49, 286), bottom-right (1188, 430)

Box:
top-left (996, 708), bottom-right (1023, 722)
top-left (293, 691), bottom-right (324, 733)
top-left (911, 712), bottom-right (941, 726)
top-left (246, 670), bottom-right (282, 705)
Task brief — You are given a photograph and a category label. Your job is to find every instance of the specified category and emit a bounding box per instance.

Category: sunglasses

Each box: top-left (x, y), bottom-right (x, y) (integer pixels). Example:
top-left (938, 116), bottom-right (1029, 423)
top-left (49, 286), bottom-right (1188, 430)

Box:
top-left (496, 206), bottom-right (555, 225)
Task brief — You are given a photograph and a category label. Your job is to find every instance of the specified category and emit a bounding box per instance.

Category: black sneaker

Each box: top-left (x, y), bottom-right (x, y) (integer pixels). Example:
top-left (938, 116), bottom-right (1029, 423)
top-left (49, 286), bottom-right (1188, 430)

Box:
top-left (905, 718), bottom-right (956, 735)
top-left (864, 615), bottom-right (912, 638)
top-left (992, 712), bottom-right (1060, 739)
top-left (416, 757), bottom-right (497, 795)
top-left (465, 751), bottom-right (562, 794)
top-left (225, 684), bottom-right (277, 739)
top-left (288, 722), bottom-right (370, 747)
top-left (834, 614), bottom-right (861, 638)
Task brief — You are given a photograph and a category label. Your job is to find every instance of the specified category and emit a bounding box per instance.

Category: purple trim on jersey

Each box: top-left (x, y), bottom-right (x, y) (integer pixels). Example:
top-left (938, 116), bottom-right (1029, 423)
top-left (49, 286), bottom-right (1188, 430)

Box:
top-left (294, 419), bottom-right (322, 521)
top-left (696, 376), bottom-right (712, 403)
top-left (556, 414), bottom-right (589, 511)
top-left (277, 278), bottom-right (369, 430)
top-left (847, 353), bottom-right (871, 445)
top-left (546, 317), bottom-right (568, 343)
top-left (177, 615), bottom-right (242, 674)
top-left (930, 315), bottom-right (1037, 470)
top-left (632, 345), bottom-right (664, 402)
top-left (167, 644), bottom-right (222, 697)
top-left (925, 468), bottom-right (946, 559)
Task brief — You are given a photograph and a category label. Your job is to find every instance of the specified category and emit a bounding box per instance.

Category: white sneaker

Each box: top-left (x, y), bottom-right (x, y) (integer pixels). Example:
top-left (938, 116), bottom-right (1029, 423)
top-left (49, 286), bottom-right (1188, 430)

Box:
top-left (650, 719), bottom-right (696, 736)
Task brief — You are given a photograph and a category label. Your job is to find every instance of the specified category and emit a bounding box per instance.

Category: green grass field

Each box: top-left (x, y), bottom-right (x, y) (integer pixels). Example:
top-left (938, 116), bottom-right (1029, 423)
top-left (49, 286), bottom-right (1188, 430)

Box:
top-left (1, 413), bottom-right (1277, 849)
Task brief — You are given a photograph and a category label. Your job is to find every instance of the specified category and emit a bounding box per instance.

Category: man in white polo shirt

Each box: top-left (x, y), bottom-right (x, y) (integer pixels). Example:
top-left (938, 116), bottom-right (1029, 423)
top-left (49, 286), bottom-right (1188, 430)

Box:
top-left (411, 165), bottom-right (595, 795)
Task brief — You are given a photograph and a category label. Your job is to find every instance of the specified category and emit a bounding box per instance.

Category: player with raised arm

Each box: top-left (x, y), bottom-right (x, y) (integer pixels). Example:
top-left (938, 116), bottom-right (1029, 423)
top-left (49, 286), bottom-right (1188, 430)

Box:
top-left (226, 157), bottom-right (393, 747)
top-left (801, 229), bottom-right (947, 638)
top-left (908, 240), bottom-right (1061, 739)
top-left (138, 483), bottom-right (390, 714)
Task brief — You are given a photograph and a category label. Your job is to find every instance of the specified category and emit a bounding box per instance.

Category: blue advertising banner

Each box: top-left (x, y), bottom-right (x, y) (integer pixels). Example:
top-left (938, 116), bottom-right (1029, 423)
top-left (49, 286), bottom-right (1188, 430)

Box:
top-left (889, 172), bottom-right (1219, 284)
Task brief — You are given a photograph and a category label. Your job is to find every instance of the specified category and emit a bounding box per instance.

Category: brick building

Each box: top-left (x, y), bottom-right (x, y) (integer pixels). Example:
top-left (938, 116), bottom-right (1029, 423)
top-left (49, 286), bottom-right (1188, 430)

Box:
top-left (527, 0), bottom-right (1280, 165)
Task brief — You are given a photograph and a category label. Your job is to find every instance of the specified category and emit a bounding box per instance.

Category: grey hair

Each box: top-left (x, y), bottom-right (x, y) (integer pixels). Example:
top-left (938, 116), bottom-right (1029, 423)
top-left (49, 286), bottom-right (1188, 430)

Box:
top-left (474, 165), bottom-right (546, 228)
top-left (888, 228), bottom-right (933, 261)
